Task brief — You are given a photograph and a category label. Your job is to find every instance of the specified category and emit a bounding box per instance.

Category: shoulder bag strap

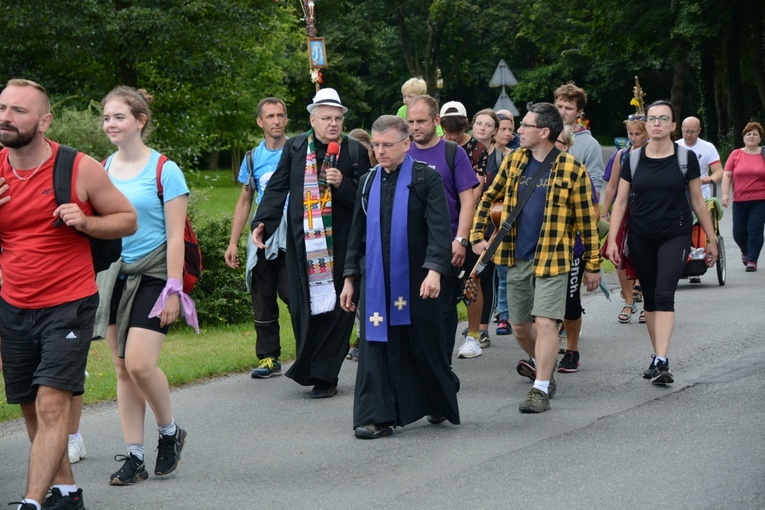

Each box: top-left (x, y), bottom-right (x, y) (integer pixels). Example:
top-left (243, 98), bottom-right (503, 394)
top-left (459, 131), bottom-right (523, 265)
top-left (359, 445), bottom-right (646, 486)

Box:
top-left (472, 147), bottom-right (561, 276)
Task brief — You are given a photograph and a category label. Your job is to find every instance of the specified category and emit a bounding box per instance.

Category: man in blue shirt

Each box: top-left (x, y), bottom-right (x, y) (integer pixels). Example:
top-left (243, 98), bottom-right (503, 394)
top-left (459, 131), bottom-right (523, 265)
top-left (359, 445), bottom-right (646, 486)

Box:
top-left (225, 97), bottom-right (290, 379)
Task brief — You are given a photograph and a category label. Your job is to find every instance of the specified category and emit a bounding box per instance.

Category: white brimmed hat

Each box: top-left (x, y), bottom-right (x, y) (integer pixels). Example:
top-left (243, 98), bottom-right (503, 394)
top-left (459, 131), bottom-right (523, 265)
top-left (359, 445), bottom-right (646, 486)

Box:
top-left (306, 88), bottom-right (348, 114)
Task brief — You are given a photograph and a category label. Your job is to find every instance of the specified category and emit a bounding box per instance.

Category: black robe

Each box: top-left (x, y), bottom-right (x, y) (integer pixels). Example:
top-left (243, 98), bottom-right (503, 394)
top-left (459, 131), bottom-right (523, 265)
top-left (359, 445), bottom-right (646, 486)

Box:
top-left (344, 161), bottom-right (460, 427)
top-left (253, 133), bottom-right (371, 387)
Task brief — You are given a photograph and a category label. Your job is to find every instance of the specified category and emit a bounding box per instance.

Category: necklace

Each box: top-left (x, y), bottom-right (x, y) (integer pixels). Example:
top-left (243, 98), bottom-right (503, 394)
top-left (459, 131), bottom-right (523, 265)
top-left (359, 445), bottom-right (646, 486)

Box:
top-left (9, 143), bottom-right (49, 181)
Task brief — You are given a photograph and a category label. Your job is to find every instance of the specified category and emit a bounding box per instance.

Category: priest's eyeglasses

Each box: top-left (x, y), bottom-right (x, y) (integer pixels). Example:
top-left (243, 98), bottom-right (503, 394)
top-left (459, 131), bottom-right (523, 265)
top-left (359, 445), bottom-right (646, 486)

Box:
top-left (371, 138), bottom-right (409, 150)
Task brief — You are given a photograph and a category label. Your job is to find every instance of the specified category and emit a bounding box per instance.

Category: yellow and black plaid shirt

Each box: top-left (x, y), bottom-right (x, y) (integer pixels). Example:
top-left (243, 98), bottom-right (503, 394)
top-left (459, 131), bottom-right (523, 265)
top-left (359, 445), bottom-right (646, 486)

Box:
top-left (470, 148), bottom-right (601, 277)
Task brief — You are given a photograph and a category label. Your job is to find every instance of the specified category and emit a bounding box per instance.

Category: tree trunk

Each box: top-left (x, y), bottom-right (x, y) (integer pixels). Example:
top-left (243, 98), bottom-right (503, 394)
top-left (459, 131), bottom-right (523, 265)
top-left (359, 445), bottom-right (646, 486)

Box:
top-left (670, 43), bottom-right (688, 140)
top-left (699, 41), bottom-right (719, 146)
top-left (208, 150), bottom-right (220, 171)
top-left (726, 0), bottom-right (745, 147)
top-left (751, 8), bottom-right (765, 113)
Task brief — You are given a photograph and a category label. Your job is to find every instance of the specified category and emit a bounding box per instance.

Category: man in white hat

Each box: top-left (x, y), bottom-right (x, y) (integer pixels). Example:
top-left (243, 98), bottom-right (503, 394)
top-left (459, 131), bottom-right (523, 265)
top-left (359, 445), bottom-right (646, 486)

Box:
top-left (252, 88), bottom-right (371, 399)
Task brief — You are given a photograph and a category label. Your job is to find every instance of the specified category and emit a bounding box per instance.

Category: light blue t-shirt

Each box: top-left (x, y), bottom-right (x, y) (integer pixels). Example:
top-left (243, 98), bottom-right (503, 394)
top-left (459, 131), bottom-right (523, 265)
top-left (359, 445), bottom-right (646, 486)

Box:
top-left (237, 141), bottom-right (284, 205)
top-left (105, 149), bottom-right (189, 264)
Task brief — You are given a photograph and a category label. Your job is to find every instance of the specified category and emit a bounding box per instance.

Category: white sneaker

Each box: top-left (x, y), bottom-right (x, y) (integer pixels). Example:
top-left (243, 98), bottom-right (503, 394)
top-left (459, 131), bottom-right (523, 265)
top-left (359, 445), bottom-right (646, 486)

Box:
top-left (457, 336), bottom-right (482, 359)
top-left (68, 435), bottom-right (87, 464)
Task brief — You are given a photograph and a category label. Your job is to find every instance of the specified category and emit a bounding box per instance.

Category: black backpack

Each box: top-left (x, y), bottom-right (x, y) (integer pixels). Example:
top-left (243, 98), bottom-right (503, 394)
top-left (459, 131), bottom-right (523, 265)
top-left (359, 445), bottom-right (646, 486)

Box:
top-left (361, 160), bottom-right (431, 214)
top-left (286, 133), bottom-right (362, 173)
top-left (53, 145), bottom-right (121, 273)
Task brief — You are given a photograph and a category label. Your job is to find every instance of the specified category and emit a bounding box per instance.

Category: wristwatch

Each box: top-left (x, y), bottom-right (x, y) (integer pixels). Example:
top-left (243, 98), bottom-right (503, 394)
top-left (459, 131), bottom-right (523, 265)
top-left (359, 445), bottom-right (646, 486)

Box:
top-left (454, 236), bottom-right (469, 247)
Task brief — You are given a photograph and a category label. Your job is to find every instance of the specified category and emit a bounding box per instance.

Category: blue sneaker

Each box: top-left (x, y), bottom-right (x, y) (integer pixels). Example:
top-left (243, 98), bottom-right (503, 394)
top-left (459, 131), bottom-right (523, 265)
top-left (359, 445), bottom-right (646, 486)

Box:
top-left (251, 357), bottom-right (281, 378)
top-left (496, 319), bottom-right (510, 335)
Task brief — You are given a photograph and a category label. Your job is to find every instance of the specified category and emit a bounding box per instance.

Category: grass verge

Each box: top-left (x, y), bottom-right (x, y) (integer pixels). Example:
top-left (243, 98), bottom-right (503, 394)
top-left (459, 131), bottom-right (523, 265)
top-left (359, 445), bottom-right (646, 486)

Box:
top-left (0, 306), bottom-right (294, 423)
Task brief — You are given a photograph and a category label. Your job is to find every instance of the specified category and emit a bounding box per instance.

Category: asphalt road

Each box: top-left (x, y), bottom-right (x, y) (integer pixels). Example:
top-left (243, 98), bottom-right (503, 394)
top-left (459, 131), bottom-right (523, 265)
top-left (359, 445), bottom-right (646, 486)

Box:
top-left (2, 173), bottom-right (764, 509)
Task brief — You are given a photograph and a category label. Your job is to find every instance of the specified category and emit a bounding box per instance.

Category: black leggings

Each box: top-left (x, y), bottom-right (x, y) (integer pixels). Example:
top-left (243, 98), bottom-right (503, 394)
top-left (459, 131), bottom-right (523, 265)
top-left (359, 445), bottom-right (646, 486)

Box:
top-left (479, 262), bottom-right (495, 324)
top-left (627, 231), bottom-right (690, 312)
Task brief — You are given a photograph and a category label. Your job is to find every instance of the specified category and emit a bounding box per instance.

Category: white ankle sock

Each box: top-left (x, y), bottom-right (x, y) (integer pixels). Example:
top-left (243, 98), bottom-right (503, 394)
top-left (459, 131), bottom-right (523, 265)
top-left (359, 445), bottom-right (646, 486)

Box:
top-left (52, 484), bottom-right (77, 497)
top-left (18, 499), bottom-right (40, 510)
top-left (158, 418), bottom-right (176, 437)
top-left (533, 380), bottom-right (550, 394)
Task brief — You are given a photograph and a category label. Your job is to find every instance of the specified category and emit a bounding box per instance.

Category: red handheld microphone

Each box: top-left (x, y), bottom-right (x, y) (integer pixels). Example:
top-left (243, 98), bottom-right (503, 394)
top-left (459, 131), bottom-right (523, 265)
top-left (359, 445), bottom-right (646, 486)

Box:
top-left (326, 141), bottom-right (340, 168)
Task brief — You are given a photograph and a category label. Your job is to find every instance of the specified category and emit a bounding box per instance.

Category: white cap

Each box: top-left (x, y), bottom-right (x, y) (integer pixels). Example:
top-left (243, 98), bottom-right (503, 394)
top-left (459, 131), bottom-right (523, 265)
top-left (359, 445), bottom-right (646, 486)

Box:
top-left (440, 101), bottom-right (467, 118)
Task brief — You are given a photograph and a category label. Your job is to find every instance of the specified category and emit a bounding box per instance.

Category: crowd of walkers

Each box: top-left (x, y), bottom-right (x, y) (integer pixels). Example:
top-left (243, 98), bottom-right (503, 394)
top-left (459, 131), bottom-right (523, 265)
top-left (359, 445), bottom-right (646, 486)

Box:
top-left (1, 75), bottom-right (763, 509)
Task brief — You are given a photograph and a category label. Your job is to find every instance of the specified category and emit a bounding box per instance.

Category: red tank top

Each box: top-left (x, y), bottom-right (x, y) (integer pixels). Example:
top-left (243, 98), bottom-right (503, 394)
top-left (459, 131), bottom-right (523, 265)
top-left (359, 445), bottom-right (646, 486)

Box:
top-left (0, 141), bottom-right (98, 308)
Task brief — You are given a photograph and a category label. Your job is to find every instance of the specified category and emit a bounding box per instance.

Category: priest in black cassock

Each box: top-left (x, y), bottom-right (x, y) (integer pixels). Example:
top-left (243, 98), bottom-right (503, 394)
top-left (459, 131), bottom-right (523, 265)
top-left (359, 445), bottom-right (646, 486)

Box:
top-left (252, 89), bottom-right (371, 398)
top-left (340, 115), bottom-right (460, 439)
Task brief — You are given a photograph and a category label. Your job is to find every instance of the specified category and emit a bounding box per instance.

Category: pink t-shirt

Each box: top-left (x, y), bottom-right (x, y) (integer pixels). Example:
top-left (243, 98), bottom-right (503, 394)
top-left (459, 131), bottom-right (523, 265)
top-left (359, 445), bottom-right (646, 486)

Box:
top-left (724, 149), bottom-right (765, 202)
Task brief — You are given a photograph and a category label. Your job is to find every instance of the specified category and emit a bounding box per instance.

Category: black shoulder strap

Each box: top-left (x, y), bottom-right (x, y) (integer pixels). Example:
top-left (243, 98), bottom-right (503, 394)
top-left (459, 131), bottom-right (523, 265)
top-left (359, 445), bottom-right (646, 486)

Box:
top-left (289, 133), bottom-right (308, 157)
top-left (410, 161), bottom-right (429, 202)
top-left (52, 145), bottom-right (78, 227)
top-left (472, 147), bottom-right (561, 276)
top-left (245, 149), bottom-right (256, 198)
top-left (347, 136), bottom-right (360, 173)
top-left (762, 146), bottom-right (765, 163)
top-left (444, 140), bottom-right (457, 177)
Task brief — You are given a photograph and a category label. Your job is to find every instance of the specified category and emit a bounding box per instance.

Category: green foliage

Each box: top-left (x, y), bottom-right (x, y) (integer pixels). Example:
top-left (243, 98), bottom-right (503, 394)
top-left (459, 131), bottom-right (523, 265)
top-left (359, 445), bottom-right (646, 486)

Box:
top-left (46, 100), bottom-right (115, 161)
top-left (0, 0), bottom-right (306, 169)
top-left (186, 189), bottom-right (253, 327)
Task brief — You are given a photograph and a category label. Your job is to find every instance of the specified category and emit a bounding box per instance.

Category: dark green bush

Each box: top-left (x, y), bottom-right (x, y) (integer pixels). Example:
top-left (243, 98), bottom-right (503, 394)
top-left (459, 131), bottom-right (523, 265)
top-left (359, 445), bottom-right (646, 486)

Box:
top-left (188, 193), bottom-right (252, 326)
top-left (47, 101), bottom-right (116, 161)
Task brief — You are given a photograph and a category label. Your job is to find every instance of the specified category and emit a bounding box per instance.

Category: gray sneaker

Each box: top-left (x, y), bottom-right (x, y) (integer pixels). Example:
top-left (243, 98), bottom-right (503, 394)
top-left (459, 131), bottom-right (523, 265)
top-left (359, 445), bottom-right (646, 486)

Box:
top-left (478, 330), bottom-right (490, 348)
top-left (519, 388), bottom-right (551, 413)
top-left (548, 371), bottom-right (557, 399)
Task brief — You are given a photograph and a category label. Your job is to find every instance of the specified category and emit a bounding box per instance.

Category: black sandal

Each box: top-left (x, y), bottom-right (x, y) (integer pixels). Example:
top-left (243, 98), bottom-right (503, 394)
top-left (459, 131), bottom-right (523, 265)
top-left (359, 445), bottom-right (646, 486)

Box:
top-left (639, 310), bottom-right (646, 324)
top-left (633, 285), bottom-right (643, 303)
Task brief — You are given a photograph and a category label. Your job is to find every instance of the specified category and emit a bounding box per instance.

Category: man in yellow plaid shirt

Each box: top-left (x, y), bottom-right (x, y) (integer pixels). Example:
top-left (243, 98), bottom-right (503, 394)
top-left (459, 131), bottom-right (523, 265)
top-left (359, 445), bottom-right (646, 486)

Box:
top-left (470, 102), bottom-right (601, 413)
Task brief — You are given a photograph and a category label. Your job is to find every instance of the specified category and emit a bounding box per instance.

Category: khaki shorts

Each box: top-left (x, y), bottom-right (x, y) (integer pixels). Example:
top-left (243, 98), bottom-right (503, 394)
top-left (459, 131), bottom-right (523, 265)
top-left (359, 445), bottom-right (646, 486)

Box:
top-left (507, 259), bottom-right (567, 325)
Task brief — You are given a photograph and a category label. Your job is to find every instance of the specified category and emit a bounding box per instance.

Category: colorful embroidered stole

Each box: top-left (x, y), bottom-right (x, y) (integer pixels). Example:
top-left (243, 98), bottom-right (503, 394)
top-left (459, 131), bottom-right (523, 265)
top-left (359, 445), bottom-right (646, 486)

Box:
top-left (303, 130), bottom-right (337, 315)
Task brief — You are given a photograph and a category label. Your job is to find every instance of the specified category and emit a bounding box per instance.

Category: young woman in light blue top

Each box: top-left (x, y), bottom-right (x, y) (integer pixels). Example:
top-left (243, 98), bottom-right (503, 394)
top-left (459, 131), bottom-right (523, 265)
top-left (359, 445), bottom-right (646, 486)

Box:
top-left (100, 86), bottom-right (190, 486)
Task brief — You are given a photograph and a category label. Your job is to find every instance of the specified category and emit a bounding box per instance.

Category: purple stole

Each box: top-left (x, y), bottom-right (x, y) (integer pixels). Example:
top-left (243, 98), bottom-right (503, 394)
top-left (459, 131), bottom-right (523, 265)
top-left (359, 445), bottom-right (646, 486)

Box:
top-left (365, 156), bottom-right (413, 342)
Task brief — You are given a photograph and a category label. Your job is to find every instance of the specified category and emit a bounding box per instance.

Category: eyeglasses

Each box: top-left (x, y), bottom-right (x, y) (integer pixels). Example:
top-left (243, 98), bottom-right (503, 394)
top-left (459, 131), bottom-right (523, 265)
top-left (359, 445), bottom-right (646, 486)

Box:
top-left (518, 122), bottom-right (541, 129)
top-left (556, 139), bottom-right (569, 146)
top-left (646, 115), bottom-right (672, 125)
top-left (316, 115), bottom-right (344, 124)
top-left (627, 114), bottom-right (646, 121)
top-left (371, 138), bottom-right (409, 150)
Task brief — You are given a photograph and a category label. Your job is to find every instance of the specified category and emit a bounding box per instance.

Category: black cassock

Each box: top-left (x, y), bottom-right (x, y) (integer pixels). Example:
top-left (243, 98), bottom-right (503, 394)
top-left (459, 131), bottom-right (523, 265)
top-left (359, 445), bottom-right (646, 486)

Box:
top-left (344, 162), bottom-right (460, 428)
top-left (253, 134), bottom-right (370, 387)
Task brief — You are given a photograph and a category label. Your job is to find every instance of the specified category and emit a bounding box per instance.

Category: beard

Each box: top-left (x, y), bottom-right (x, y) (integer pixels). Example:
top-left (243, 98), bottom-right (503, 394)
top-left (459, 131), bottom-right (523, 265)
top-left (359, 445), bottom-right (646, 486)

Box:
top-left (0, 121), bottom-right (38, 149)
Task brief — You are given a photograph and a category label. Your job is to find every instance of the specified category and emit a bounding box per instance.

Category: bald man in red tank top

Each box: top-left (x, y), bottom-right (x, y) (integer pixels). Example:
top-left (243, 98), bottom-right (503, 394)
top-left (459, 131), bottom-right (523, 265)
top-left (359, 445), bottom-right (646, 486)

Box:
top-left (0, 79), bottom-right (137, 510)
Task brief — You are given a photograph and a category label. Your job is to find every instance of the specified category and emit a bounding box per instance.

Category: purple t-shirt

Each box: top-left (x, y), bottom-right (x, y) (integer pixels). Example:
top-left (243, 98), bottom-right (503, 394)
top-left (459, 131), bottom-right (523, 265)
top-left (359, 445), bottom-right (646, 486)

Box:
top-left (408, 139), bottom-right (479, 237)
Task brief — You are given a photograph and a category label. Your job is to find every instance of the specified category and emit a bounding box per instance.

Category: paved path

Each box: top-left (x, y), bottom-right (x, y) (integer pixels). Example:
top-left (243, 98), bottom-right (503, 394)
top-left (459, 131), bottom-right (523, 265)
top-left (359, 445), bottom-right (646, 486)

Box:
top-left (2, 207), bottom-right (764, 509)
